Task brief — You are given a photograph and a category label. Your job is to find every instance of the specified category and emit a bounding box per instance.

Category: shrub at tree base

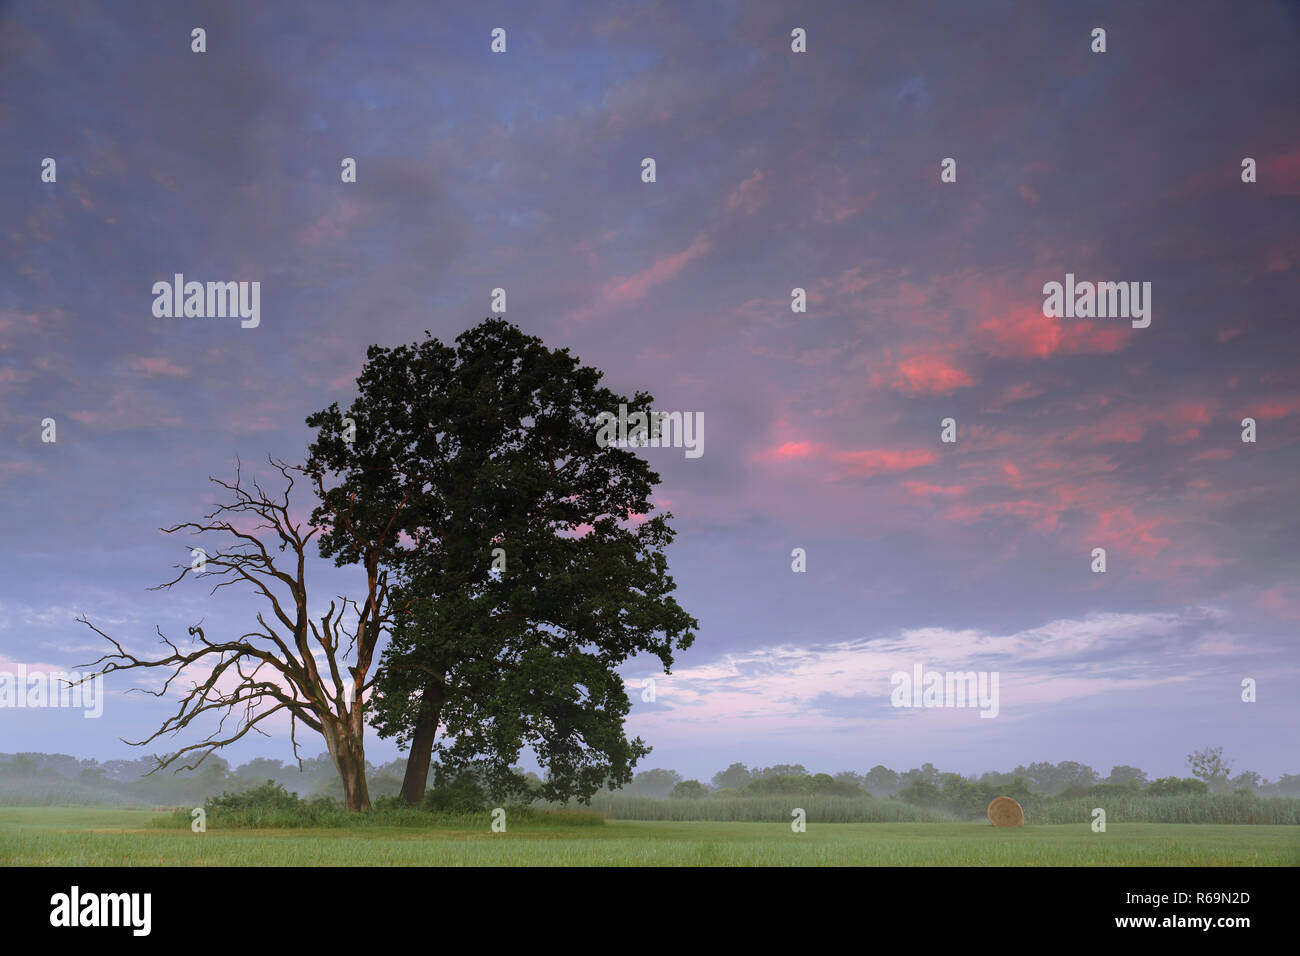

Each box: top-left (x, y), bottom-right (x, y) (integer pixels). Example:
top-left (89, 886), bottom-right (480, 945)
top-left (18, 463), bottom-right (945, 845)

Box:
top-left (159, 778), bottom-right (604, 828)
top-left (421, 772), bottom-right (488, 813)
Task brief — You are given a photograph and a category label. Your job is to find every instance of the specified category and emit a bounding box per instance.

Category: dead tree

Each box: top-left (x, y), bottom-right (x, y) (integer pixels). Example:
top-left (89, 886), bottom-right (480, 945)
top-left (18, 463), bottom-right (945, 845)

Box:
top-left (76, 457), bottom-right (406, 811)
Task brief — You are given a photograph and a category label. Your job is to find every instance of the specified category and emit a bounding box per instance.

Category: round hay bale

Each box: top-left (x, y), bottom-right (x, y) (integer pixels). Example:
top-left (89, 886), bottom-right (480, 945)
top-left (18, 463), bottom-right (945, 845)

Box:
top-left (987, 796), bottom-right (1025, 827)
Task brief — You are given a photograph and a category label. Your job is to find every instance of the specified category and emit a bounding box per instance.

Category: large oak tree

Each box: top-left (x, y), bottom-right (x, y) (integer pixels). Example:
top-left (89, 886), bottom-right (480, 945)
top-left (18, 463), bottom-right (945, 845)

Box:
top-left (306, 319), bottom-right (697, 804)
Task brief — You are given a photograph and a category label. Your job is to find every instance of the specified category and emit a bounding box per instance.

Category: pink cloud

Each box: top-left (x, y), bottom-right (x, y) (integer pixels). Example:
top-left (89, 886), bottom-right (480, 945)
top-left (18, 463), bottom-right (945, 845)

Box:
top-left (895, 283), bottom-right (931, 308)
top-left (903, 481), bottom-right (965, 497)
top-left (126, 355), bottom-right (188, 378)
top-left (1262, 149), bottom-right (1300, 196)
top-left (329, 363), bottom-right (365, 391)
top-left (826, 266), bottom-right (871, 295)
top-left (943, 497), bottom-right (1061, 532)
top-left (1087, 412), bottom-right (1146, 443)
top-left (941, 475), bottom-right (1173, 556)
top-left (988, 381), bottom-right (1047, 410)
top-left (0, 460), bottom-right (33, 484)
top-left (69, 388), bottom-right (184, 428)
top-left (814, 200), bottom-right (866, 223)
top-left (1192, 447), bottom-right (1233, 462)
top-left (1089, 505), bottom-right (1171, 557)
top-left (1261, 237), bottom-right (1298, 273)
top-left (831, 448), bottom-right (936, 479)
top-left (726, 169), bottom-right (767, 215)
top-left (761, 441), bottom-right (815, 461)
top-left (1164, 147), bottom-right (1300, 201)
top-left (979, 305), bottom-right (1132, 359)
top-left (979, 306), bottom-right (1064, 358)
top-left (1252, 396), bottom-right (1300, 420)
top-left (1256, 585), bottom-right (1300, 617)
top-left (603, 233), bottom-right (712, 305)
top-left (0, 367), bottom-right (33, 388)
top-left (568, 233), bottom-right (713, 322)
top-left (1062, 400), bottom-right (1216, 446)
top-left (888, 354), bottom-right (976, 395)
top-left (295, 198), bottom-right (362, 247)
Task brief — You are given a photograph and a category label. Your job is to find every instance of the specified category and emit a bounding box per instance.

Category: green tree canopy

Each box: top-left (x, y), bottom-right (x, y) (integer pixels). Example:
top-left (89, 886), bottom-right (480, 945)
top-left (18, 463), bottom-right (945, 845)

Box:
top-left (306, 319), bottom-right (698, 804)
top-left (711, 762), bottom-right (752, 790)
top-left (670, 779), bottom-right (708, 799)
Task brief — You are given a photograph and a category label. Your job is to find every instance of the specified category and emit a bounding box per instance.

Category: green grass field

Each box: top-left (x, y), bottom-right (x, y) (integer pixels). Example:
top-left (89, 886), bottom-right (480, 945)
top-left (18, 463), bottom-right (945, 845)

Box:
top-left (1, 807), bottom-right (1296, 865)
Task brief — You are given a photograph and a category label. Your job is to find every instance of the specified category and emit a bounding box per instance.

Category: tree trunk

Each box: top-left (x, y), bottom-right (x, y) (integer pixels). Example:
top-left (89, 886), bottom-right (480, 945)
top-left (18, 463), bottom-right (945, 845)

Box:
top-left (400, 683), bottom-right (444, 805)
top-left (324, 720), bottom-right (371, 811)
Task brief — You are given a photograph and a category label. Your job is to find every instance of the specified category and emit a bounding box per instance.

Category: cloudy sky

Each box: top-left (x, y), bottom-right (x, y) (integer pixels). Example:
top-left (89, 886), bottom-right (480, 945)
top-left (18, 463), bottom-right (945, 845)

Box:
top-left (1, 0), bottom-right (1297, 783)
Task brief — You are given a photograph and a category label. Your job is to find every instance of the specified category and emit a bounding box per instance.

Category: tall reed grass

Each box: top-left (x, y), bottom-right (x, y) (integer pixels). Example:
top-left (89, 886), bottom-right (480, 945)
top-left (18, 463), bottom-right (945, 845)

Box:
top-left (1025, 793), bottom-right (1300, 825)
top-left (0, 779), bottom-right (136, 807)
top-left (552, 792), bottom-right (955, 822)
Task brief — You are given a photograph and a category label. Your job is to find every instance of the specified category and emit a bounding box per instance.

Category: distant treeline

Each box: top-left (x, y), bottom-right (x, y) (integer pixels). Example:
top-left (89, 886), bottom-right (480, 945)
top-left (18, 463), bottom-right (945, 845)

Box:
top-left (623, 759), bottom-right (1300, 800)
top-left (596, 760), bottom-right (1300, 825)
top-left (0, 752), bottom-right (416, 806)
top-left (2, 752), bottom-right (1297, 810)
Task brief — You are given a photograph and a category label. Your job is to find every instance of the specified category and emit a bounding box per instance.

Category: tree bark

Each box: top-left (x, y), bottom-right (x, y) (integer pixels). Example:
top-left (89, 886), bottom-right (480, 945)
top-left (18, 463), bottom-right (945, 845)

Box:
top-left (400, 682), bottom-right (444, 805)
top-left (324, 719), bottom-right (372, 811)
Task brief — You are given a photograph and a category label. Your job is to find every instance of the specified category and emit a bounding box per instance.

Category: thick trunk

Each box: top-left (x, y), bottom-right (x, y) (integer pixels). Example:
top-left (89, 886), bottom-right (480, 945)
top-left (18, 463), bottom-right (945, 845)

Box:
top-left (324, 720), bottom-right (371, 811)
top-left (400, 684), bottom-right (444, 805)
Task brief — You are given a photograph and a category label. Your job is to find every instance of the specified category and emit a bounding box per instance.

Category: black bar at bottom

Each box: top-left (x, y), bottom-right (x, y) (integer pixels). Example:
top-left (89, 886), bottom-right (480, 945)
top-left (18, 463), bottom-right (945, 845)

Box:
top-left (0, 865), bottom-right (1289, 942)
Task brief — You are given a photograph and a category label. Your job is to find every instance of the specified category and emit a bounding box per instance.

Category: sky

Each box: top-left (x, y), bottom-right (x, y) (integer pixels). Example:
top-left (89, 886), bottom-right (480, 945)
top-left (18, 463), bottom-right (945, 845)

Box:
top-left (1, 0), bottom-right (1297, 785)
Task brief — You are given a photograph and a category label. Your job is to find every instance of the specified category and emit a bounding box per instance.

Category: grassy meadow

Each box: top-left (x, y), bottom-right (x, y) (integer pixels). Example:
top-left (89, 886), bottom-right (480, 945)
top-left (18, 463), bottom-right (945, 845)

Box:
top-left (568, 791), bottom-right (1300, 825)
top-left (1, 806), bottom-right (1296, 866)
